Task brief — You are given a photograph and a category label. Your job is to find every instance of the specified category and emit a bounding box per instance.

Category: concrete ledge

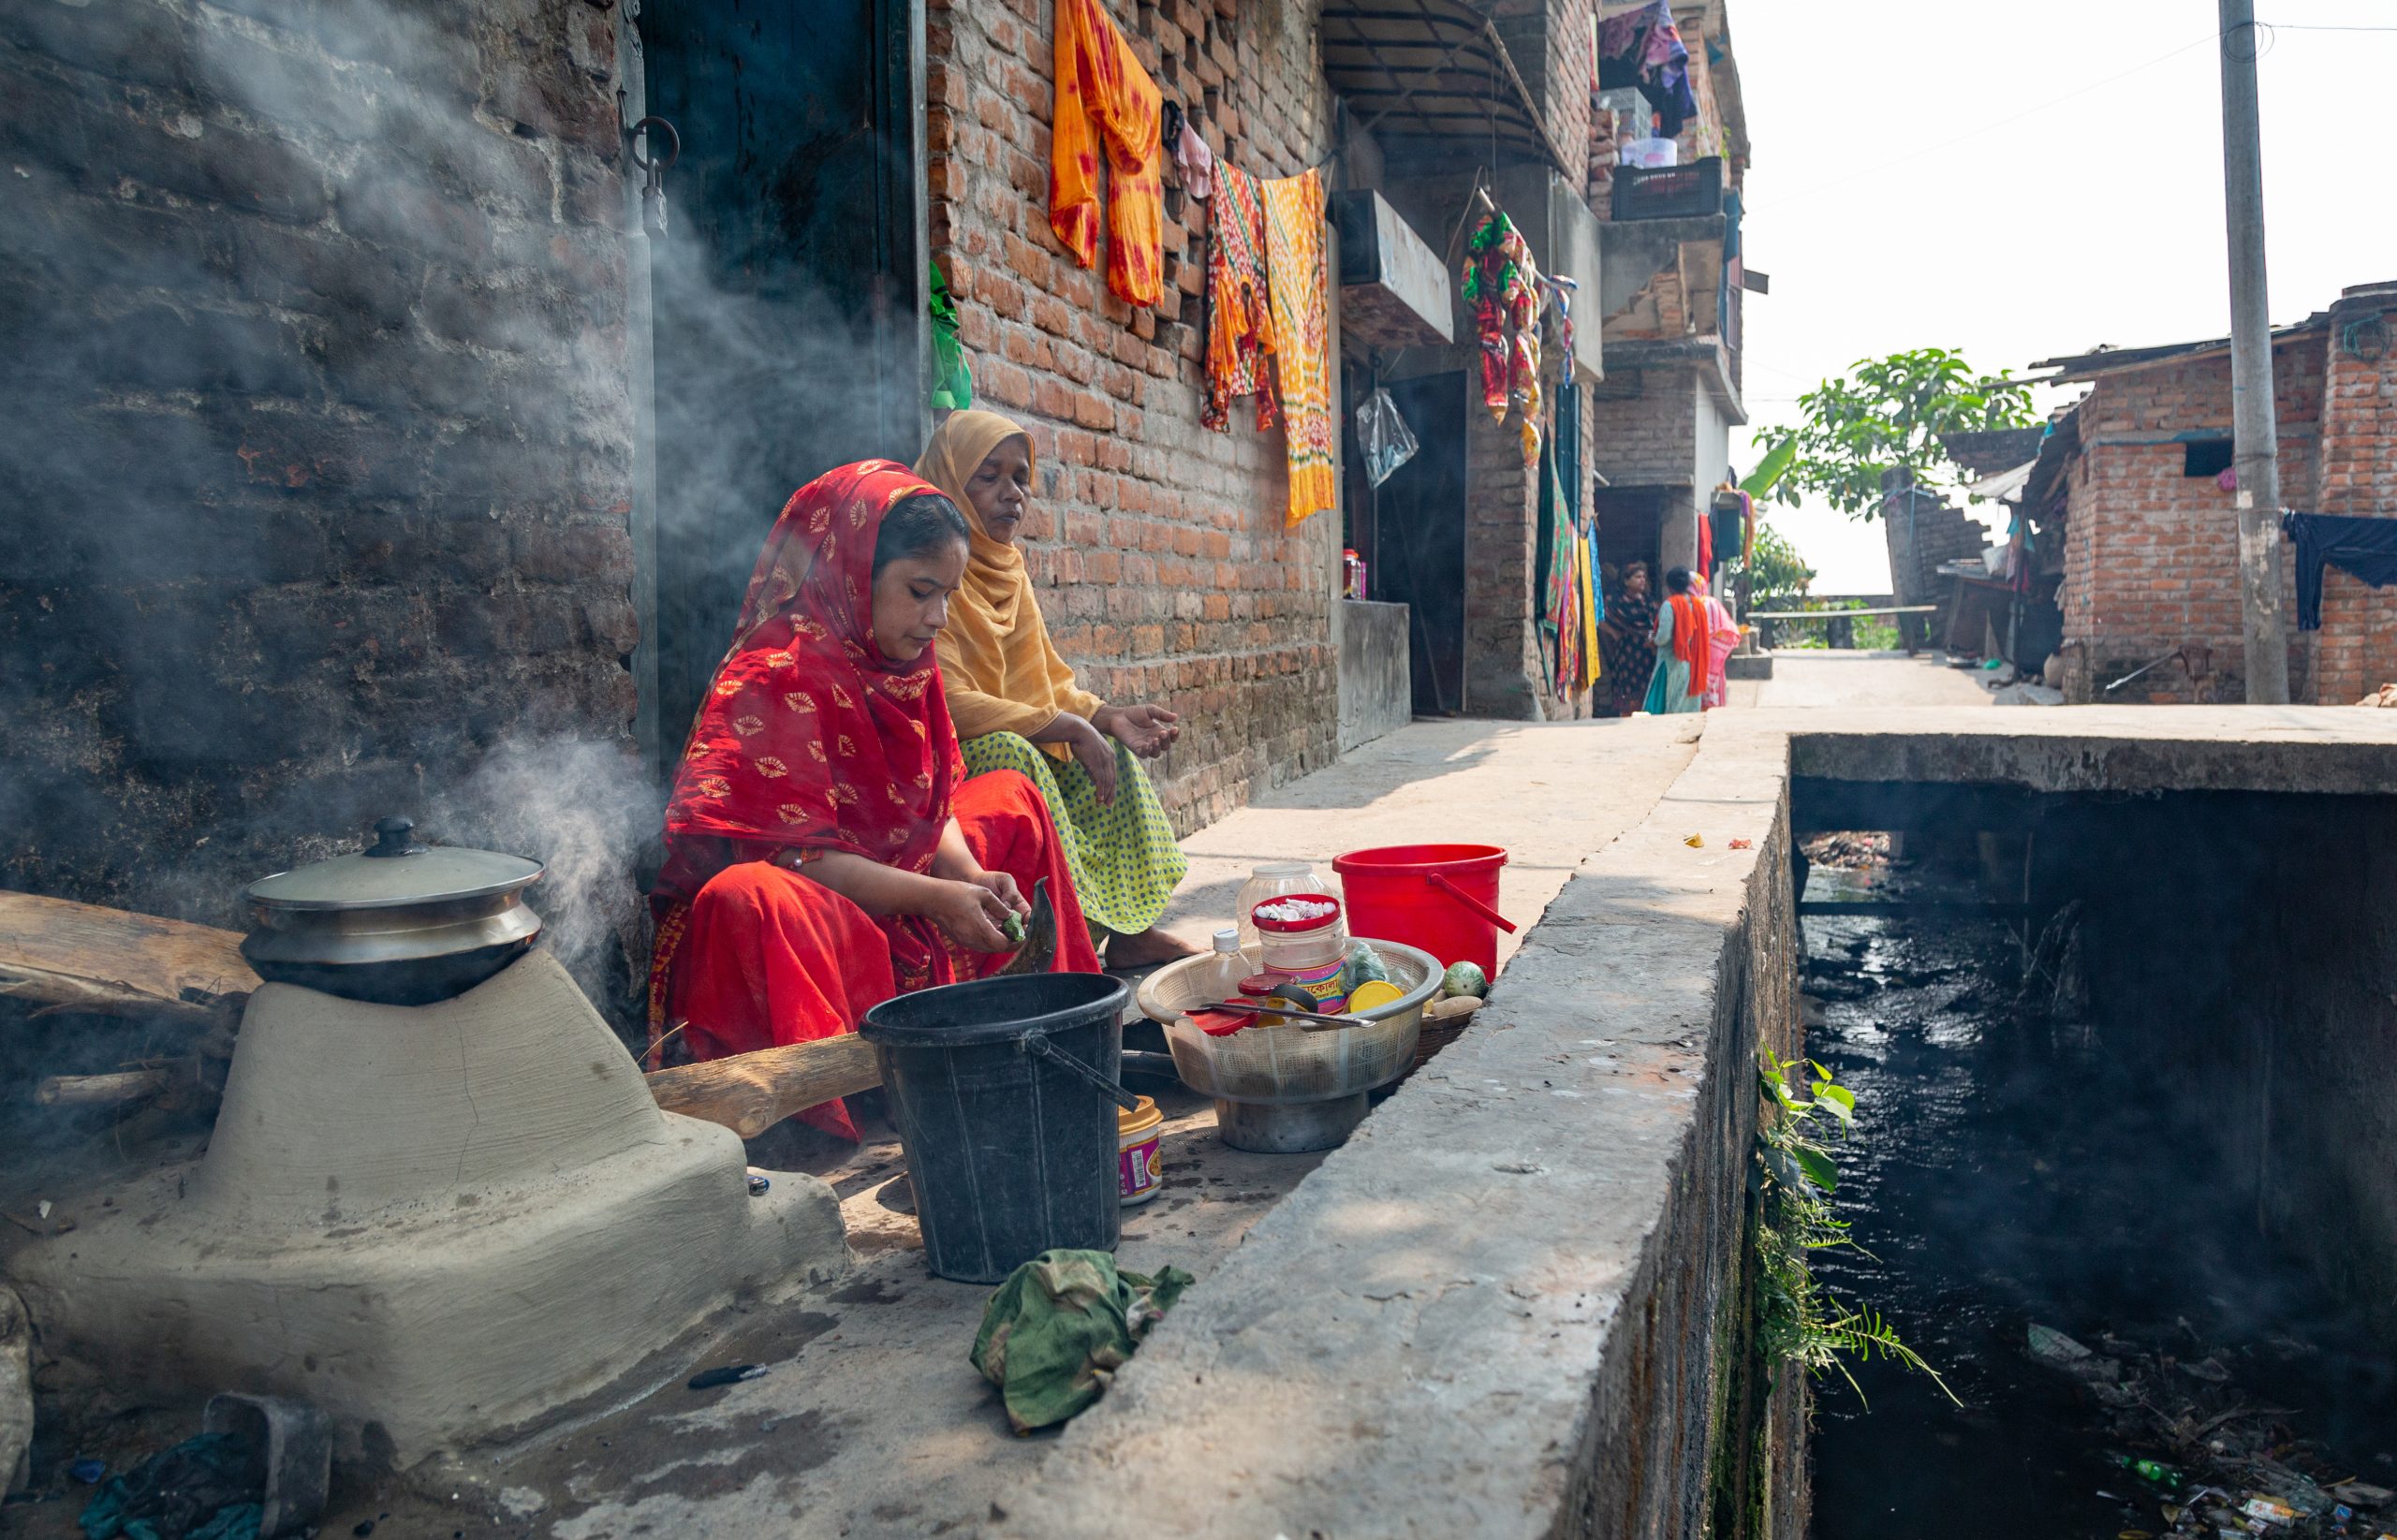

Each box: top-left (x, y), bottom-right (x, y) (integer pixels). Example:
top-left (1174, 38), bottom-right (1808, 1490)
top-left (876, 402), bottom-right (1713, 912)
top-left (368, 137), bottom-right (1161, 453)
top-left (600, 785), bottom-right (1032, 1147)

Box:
top-left (1765, 705), bottom-right (2397, 795)
top-left (988, 719), bottom-right (1803, 1538)
top-left (1726, 653), bottom-right (1773, 681)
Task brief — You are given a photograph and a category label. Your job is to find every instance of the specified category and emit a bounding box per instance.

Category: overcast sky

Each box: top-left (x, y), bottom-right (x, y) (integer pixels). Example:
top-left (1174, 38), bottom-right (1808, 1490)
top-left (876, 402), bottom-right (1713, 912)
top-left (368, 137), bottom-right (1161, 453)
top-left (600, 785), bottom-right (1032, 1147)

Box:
top-left (1728, 1), bottom-right (2397, 592)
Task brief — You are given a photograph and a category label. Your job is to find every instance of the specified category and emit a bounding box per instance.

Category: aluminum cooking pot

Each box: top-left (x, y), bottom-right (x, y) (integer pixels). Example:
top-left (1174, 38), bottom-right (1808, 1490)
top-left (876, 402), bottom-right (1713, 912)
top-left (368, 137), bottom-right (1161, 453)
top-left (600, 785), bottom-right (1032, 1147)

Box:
top-left (240, 816), bottom-right (545, 1004)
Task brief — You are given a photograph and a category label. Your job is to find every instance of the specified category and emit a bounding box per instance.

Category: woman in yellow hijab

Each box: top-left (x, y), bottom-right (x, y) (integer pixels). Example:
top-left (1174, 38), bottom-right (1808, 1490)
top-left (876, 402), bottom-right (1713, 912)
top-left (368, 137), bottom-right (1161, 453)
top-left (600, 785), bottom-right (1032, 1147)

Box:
top-left (915, 410), bottom-right (1194, 967)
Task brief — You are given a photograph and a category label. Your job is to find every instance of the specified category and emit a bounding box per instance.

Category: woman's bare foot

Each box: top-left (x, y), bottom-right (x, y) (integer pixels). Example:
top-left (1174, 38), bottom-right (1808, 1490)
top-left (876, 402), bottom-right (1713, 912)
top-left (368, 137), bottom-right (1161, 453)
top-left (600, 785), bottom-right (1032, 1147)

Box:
top-left (1103, 927), bottom-right (1202, 969)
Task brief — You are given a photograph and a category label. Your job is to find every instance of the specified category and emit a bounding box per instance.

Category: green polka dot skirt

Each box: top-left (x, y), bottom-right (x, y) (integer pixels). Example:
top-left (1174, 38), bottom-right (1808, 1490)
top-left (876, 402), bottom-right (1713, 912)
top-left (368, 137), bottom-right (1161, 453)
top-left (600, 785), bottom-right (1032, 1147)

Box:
top-left (962, 731), bottom-right (1187, 937)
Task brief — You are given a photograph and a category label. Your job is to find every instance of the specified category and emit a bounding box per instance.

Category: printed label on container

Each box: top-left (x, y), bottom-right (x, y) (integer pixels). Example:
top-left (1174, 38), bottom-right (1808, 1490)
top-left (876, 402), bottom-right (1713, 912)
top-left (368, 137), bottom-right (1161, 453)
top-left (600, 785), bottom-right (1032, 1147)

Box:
top-left (1120, 1140), bottom-right (1161, 1201)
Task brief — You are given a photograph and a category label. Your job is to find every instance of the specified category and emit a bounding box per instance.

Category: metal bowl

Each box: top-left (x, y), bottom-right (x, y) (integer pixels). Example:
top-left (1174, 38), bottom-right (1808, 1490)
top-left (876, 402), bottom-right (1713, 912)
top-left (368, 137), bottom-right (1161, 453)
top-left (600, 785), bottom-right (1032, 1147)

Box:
top-left (239, 817), bottom-right (544, 1005)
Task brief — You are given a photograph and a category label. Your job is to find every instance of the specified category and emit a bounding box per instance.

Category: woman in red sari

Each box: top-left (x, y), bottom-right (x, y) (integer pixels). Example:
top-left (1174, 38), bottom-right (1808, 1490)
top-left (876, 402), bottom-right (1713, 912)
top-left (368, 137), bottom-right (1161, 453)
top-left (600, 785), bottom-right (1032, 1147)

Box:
top-left (649, 461), bottom-right (1104, 1139)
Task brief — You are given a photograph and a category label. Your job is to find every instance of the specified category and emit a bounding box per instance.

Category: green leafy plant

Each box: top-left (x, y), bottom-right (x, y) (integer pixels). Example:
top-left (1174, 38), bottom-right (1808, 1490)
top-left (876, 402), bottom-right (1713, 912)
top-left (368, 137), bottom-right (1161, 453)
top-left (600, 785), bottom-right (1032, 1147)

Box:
top-left (1755, 1051), bottom-right (1954, 1405)
top-left (1751, 348), bottom-right (2034, 520)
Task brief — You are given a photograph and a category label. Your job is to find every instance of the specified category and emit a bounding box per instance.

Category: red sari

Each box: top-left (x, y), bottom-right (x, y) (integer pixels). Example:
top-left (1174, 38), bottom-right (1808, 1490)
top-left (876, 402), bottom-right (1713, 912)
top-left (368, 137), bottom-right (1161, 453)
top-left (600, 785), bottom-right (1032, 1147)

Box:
top-left (649, 461), bottom-right (1102, 1138)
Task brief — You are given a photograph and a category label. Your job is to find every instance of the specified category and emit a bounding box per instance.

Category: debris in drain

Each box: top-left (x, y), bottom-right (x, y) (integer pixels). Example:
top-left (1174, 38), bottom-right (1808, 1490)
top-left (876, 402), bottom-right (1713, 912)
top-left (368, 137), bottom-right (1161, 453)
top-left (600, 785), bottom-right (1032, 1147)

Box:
top-left (1803, 831), bottom-right (1892, 869)
top-left (2021, 1321), bottom-right (2393, 1537)
top-left (685, 1364), bottom-right (769, 1390)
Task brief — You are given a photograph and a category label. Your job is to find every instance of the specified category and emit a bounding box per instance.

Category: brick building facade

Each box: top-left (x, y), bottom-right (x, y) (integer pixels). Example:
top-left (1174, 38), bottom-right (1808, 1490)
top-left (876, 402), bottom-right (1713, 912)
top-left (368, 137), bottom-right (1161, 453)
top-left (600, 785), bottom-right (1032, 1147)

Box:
top-left (923, 0), bottom-right (1344, 826)
top-left (1584, 2), bottom-right (1750, 620)
top-left (3, 0), bottom-right (1615, 1005)
top-left (2034, 281), bottom-right (2397, 705)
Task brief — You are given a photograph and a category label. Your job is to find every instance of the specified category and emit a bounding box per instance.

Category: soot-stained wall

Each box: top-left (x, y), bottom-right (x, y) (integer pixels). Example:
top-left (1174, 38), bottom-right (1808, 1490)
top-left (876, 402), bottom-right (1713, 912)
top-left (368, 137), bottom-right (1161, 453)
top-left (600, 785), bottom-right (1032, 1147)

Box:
top-left (0, 0), bottom-right (651, 998)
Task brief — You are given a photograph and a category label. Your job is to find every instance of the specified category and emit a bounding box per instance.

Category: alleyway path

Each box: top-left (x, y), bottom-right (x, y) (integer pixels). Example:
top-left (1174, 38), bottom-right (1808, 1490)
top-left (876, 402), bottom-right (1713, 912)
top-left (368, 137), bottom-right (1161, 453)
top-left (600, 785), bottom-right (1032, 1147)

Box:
top-left (1733, 648), bottom-right (2000, 710)
top-left (1157, 714), bottom-right (1704, 967)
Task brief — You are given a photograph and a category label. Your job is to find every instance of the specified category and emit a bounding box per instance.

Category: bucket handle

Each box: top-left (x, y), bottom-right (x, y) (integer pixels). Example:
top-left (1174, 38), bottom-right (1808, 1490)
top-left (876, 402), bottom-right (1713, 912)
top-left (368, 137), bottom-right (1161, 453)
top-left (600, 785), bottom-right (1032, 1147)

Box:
top-left (1428, 873), bottom-right (1519, 933)
top-left (1022, 1033), bottom-right (1141, 1112)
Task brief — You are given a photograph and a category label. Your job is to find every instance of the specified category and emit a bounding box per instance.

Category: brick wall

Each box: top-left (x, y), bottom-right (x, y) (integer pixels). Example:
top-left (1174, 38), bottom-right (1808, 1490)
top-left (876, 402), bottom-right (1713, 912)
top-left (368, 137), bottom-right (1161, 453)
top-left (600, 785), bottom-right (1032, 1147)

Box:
top-left (2311, 286), bottom-right (2397, 705)
top-left (2052, 330), bottom-right (2397, 705)
top-left (0, 0), bottom-right (641, 961)
top-left (923, 0), bottom-right (1344, 830)
top-left (1591, 367), bottom-right (1699, 486)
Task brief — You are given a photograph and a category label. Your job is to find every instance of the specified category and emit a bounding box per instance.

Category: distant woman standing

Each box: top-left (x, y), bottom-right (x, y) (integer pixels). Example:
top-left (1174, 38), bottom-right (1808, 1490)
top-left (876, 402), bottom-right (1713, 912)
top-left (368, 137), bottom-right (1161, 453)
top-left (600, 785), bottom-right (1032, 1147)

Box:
top-left (914, 410), bottom-right (1194, 967)
top-left (1597, 561), bottom-right (1657, 717)
top-left (1642, 565), bottom-right (1711, 715)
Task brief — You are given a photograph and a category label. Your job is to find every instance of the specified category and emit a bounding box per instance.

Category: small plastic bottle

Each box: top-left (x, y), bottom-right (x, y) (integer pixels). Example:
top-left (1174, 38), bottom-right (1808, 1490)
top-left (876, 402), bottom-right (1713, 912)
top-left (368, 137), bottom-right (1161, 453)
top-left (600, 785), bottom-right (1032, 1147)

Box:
top-left (1188, 928), bottom-right (1248, 1005)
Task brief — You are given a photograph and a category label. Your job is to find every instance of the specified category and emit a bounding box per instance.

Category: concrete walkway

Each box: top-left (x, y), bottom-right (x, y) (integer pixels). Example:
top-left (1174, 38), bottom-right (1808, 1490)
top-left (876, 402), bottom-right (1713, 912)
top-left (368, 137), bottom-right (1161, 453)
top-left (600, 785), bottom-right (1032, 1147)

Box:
top-left (1733, 649), bottom-right (1998, 710)
top-left (1159, 714), bottom-right (1704, 966)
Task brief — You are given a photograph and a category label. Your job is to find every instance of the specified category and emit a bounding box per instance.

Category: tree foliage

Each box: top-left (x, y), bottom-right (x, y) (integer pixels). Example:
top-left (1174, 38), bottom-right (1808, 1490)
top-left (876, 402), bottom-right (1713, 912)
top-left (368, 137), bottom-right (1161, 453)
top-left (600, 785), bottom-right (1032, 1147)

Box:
top-left (1752, 348), bottom-right (2034, 521)
top-left (1720, 518), bottom-right (1814, 613)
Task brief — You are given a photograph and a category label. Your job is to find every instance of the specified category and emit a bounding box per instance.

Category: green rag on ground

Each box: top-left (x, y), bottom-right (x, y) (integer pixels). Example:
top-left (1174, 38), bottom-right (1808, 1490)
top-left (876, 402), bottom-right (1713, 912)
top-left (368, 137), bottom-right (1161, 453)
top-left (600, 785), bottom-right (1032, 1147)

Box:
top-left (970, 1249), bottom-right (1194, 1434)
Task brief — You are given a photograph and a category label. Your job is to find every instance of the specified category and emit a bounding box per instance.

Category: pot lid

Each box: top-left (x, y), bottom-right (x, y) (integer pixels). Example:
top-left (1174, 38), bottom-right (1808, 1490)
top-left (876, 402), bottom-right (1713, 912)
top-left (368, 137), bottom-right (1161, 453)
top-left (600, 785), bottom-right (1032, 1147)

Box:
top-left (245, 817), bottom-right (544, 912)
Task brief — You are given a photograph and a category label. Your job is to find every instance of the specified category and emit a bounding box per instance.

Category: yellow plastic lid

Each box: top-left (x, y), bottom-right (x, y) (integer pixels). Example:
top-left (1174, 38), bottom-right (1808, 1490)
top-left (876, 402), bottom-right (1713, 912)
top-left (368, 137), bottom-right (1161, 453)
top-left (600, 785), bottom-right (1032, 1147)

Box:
top-left (1118, 1094), bottom-right (1162, 1138)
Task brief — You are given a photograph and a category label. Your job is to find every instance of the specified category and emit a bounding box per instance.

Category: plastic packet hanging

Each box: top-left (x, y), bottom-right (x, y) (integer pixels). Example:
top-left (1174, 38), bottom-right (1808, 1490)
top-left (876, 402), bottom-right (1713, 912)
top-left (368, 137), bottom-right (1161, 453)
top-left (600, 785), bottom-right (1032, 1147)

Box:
top-left (1357, 388), bottom-right (1420, 489)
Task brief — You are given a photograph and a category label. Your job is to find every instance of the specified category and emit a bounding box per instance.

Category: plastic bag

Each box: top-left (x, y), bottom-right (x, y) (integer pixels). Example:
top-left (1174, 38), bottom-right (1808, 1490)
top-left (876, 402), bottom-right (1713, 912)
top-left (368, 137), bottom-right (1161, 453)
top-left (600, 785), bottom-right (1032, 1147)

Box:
top-left (1356, 388), bottom-right (1420, 489)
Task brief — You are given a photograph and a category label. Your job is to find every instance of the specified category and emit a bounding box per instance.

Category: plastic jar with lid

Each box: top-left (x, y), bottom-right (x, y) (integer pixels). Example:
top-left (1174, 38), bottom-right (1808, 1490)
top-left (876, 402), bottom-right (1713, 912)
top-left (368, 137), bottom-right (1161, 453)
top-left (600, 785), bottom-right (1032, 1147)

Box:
top-left (1235, 861), bottom-right (1326, 950)
top-left (1250, 893), bottom-right (1349, 1012)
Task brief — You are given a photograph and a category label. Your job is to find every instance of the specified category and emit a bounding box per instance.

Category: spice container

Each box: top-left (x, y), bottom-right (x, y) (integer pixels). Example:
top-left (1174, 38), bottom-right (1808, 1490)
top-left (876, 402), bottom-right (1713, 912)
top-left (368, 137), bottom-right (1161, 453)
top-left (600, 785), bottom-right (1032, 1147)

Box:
top-left (1118, 1095), bottom-right (1164, 1204)
top-left (1251, 893), bottom-right (1349, 1013)
top-left (1235, 861), bottom-right (1326, 950)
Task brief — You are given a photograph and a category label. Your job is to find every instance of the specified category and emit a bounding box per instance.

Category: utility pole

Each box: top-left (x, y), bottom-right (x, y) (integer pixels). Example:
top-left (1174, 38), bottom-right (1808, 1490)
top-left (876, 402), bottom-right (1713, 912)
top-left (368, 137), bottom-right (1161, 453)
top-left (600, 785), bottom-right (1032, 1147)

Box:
top-left (2218, 0), bottom-right (2291, 704)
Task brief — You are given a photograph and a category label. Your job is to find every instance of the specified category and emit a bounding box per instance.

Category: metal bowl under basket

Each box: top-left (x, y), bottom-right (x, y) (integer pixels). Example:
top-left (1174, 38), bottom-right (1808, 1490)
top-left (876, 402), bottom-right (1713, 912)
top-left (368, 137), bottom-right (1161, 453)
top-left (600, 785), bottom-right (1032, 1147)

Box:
top-left (1135, 937), bottom-right (1439, 1151)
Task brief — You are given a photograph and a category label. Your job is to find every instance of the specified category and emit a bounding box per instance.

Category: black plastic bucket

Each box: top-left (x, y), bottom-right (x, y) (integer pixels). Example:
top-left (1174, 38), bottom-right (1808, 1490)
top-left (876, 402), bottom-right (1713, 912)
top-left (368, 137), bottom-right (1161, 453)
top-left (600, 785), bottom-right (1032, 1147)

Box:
top-left (859, 972), bottom-right (1135, 1283)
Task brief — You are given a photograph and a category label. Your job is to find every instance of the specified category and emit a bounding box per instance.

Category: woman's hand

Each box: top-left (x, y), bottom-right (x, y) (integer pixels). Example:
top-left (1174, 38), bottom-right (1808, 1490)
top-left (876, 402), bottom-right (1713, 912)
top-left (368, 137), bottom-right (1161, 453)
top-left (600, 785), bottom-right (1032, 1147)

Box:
top-left (1095, 702), bottom-right (1181, 760)
top-left (1066, 715), bottom-right (1120, 805)
top-left (966, 869), bottom-right (1026, 918)
top-left (926, 878), bottom-right (1018, 953)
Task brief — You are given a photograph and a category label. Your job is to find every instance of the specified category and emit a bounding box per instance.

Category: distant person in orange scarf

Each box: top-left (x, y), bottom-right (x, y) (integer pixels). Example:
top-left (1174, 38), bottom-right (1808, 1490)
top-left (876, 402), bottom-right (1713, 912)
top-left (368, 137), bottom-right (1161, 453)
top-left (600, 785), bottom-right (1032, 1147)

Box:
top-left (1641, 565), bottom-right (1712, 714)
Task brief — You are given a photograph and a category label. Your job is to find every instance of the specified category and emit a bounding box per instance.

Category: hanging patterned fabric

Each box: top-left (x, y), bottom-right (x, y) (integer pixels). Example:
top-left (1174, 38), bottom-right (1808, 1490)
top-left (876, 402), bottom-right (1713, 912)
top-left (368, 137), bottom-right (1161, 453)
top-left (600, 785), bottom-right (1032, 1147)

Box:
top-left (1201, 165), bottom-right (1275, 433)
top-left (1537, 437), bottom-right (1580, 697)
top-left (1051, 0), bottom-right (1164, 306)
top-left (1576, 523), bottom-right (1603, 692)
top-left (1463, 210), bottom-right (1543, 467)
top-left (1262, 168), bottom-right (1336, 525)
top-left (1540, 271), bottom-right (1579, 364)
top-left (1596, 0), bottom-right (1700, 138)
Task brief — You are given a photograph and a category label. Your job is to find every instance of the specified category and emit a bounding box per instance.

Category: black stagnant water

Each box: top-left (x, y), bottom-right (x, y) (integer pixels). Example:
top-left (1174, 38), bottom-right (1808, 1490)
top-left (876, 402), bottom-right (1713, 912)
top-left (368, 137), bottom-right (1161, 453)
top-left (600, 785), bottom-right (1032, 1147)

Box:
top-left (1801, 850), bottom-right (2397, 1540)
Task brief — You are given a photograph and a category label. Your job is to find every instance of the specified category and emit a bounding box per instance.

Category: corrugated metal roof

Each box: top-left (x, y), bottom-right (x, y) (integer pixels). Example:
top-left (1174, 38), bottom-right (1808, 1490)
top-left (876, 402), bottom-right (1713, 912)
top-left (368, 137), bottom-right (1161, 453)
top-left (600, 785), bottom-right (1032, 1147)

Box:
top-left (2031, 313), bottom-right (2329, 382)
top-left (1321, 0), bottom-right (1570, 176)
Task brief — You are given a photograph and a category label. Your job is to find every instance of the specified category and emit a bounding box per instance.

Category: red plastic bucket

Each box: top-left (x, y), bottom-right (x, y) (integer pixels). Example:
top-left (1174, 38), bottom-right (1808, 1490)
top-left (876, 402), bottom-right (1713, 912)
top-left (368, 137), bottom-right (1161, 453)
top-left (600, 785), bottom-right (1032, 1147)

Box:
top-left (1331, 844), bottom-right (1514, 975)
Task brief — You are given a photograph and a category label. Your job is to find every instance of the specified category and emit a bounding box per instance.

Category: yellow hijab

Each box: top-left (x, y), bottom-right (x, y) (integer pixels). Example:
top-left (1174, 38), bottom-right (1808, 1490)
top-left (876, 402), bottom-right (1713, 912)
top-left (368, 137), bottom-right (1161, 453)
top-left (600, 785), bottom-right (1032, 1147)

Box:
top-left (913, 410), bottom-right (1103, 743)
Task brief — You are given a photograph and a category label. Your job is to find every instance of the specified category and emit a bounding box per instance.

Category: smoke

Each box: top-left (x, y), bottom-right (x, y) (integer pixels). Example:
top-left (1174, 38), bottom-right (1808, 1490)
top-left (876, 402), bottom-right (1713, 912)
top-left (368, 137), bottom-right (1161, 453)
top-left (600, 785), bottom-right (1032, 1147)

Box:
top-left (422, 735), bottom-right (662, 1019)
top-left (1, 0), bottom-right (925, 1025)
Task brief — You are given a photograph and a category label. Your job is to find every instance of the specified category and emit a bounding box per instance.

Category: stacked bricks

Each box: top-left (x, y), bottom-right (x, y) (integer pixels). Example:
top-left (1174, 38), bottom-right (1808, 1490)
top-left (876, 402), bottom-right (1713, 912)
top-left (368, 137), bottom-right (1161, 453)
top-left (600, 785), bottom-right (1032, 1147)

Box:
top-left (924, 0), bottom-right (1344, 831)
top-left (2056, 335), bottom-right (2366, 704)
top-left (0, 0), bottom-right (640, 929)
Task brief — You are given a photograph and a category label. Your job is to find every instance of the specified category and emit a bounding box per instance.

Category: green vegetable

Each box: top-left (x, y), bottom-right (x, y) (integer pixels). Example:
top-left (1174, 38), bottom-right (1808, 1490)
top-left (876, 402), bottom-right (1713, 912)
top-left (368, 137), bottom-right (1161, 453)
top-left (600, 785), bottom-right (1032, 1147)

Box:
top-left (1344, 942), bottom-right (1391, 992)
top-left (1440, 961), bottom-right (1489, 1000)
top-left (1001, 910), bottom-right (1028, 946)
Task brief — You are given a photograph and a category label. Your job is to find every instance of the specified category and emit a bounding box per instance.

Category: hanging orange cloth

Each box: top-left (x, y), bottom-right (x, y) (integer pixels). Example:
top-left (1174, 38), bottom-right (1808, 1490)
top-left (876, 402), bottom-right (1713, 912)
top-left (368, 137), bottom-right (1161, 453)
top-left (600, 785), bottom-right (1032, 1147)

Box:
top-left (1262, 168), bottom-right (1335, 525)
top-left (1050, 0), bottom-right (1163, 307)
